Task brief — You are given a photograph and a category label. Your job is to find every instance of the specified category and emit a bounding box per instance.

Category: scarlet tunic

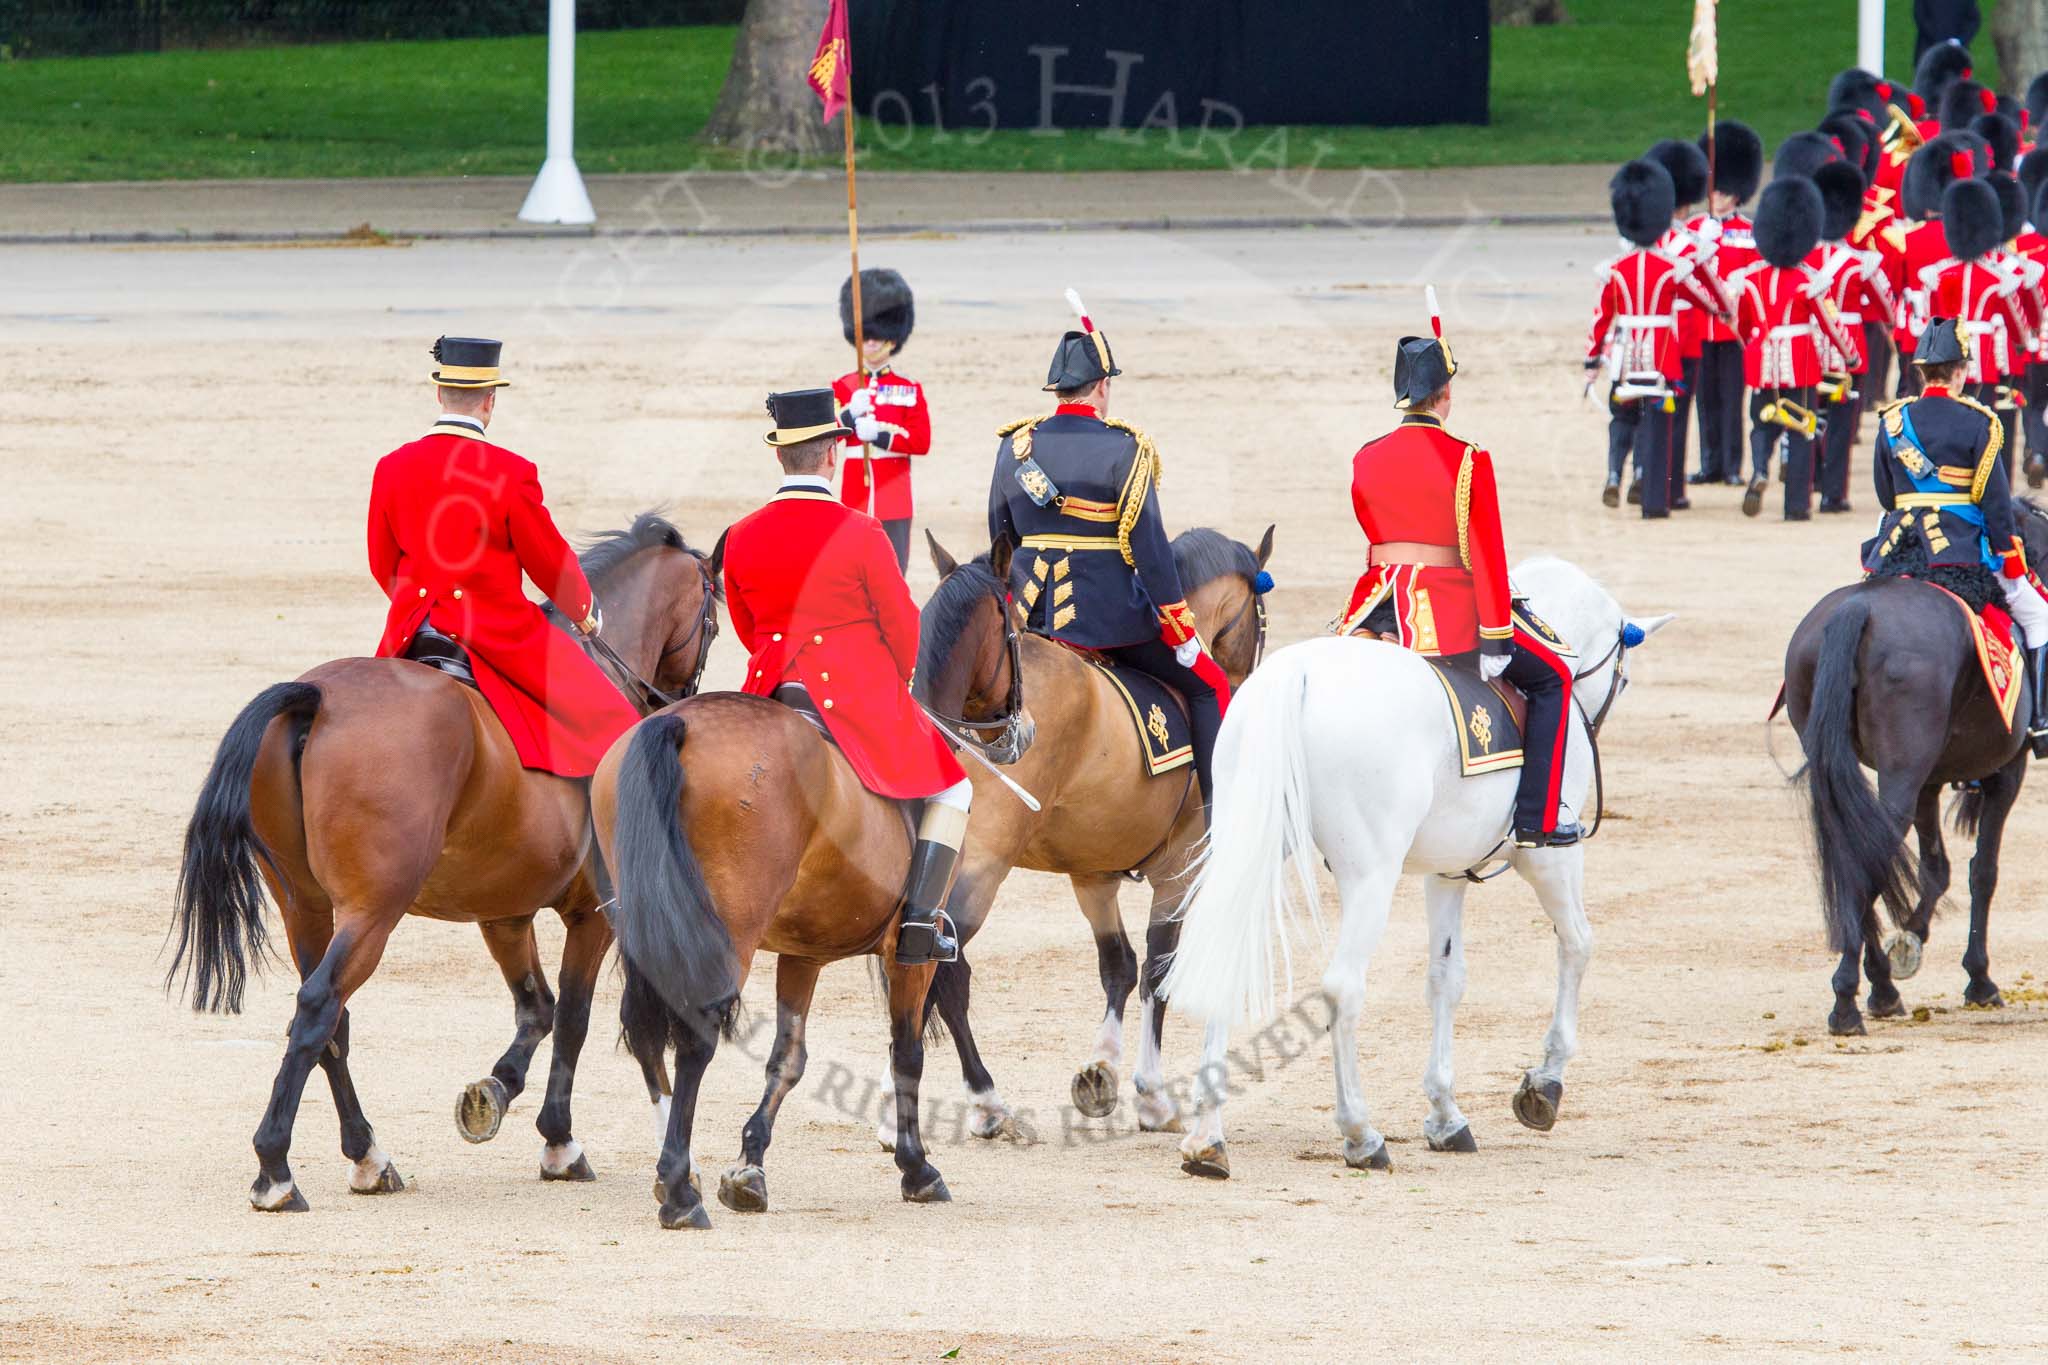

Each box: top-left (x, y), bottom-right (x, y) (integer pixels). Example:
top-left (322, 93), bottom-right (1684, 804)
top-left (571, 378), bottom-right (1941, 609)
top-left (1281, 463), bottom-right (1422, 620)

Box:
top-left (1586, 247), bottom-right (1725, 383)
top-left (831, 367), bottom-right (932, 522)
top-left (1697, 212), bottom-right (1758, 345)
top-left (1812, 242), bottom-right (1895, 373)
top-left (1898, 219), bottom-right (1950, 350)
top-left (368, 422), bottom-right (639, 778)
top-left (1930, 258), bottom-right (2034, 383)
top-left (1732, 261), bottom-right (1857, 388)
top-left (1660, 220), bottom-right (1727, 361)
top-left (722, 485), bottom-right (965, 800)
top-left (1338, 412), bottom-right (1513, 658)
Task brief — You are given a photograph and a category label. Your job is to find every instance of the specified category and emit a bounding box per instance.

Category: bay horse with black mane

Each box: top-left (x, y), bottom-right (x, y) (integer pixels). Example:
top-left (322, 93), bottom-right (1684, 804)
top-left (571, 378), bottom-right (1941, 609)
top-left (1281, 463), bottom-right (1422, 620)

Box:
top-left (168, 513), bottom-right (719, 1211)
top-left (907, 524), bottom-right (1273, 1140)
top-left (1783, 499), bottom-right (2048, 1036)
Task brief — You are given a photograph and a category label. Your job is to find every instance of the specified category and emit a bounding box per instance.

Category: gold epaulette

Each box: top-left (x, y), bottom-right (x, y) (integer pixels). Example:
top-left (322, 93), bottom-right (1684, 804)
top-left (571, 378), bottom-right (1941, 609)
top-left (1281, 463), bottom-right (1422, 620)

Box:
top-left (1454, 446), bottom-right (1477, 570)
top-left (999, 413), bottom-right (1050, 461)
top-left (1105, 418), bottom-right (1162, 568)
top-left (1952, 393), bottom-right (2006, 499)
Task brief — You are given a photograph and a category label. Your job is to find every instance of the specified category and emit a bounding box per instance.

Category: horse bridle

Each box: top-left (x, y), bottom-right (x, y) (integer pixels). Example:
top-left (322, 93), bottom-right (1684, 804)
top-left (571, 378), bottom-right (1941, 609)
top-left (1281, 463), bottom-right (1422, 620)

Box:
top-left (922, 587), bottom-right (1032, 766)
top-left (585, 553), bottom-right (719, 714)
top-left (1214, 580), bottom-right (1269, 674)
top-left (1567, 623), bottom-right (1634, 842)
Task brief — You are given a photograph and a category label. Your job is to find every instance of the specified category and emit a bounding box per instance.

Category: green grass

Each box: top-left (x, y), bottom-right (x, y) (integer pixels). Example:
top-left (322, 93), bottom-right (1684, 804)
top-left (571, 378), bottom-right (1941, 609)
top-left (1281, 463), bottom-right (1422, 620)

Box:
top-left (0, 2), bottom-right (2006, 182)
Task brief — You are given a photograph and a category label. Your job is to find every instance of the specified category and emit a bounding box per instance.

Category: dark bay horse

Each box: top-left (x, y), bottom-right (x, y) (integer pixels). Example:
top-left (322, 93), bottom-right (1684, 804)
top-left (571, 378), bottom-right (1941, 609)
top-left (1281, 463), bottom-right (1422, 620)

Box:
top-left (908, 526), bottom-right (1273, 1141)
top-left (1783, 503), bottom-right (2048, 1035)
top-left (169, 513), bottom-right (719, 1211)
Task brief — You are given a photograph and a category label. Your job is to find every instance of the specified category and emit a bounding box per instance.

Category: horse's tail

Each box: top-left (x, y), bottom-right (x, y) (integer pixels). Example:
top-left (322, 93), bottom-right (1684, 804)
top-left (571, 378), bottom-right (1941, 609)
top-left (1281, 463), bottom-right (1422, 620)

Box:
top-left (169, 681), bottom-right (321, 1013)
top-left (610, 713), bottom-right (741, 1036)
top-left (1162, 650), bottom-right (1323, 1026)
top-left (1800, 597), bottom-right (1917, 947)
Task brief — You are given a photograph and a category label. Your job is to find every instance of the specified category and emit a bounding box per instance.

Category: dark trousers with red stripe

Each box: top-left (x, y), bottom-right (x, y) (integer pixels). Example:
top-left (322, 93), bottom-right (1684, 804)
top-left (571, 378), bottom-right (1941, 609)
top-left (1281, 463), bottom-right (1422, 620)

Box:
top-left (1750, 385), bottom-right (1817, 515)
top-left (1695, 340), bottom-right (1745, 480)
top-left (1500, 625), bottom-right (1573, 834)
top-left (1669, 356), bottom-right (1699, 506)
top-left (1105, 637), bottom-right (1223, 806)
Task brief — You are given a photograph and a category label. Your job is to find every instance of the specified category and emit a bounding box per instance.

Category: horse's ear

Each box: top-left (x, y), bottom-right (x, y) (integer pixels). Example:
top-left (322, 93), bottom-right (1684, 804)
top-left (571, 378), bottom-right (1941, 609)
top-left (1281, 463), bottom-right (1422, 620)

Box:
top-left (989, 533), bottom-right (1014, 583)
top-left (927, 530), bottom-right (959, 579)
top-left (1628, 613), bottom-right (1677, 642)
top-left (1256, 523), bottom-right (1275, 568)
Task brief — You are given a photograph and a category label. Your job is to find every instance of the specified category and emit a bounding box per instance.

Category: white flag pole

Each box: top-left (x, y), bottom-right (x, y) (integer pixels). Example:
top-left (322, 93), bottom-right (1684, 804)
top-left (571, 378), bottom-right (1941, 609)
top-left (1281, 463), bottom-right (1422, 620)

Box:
top-left (518, 0), bottom-right (596, 225)
top-left (1857, 0), bottom-right (1885, 78)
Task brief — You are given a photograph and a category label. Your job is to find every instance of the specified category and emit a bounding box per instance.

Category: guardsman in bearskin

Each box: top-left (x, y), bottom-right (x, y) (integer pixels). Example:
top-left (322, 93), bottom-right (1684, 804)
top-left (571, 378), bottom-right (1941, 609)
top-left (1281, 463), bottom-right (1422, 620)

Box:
top-left (1810, 160), bottom-right (1898, 512)
top-left (1692, 120), bottom-right (1765, 486)
top-left (1927, 176), bottom-right (2037, 476)
top-left (1647, 137), bottom-right (1723, 511)
top-left (369, 337), bottom-right (639, 778)
top-left (1733, 177), bottom-right (1859, 519)
top-left (1866, 320), bottom-right (2048, 755)
top-left (1587, 159), bottom-right (1729, 517)
top-left (2019, 177), bottom-right (2048, 485)
top-left (722, 388), bottom-right (972, 965)
top-left (1897, 135), bottom-right (1988, 396)
top-left (831, 268), bottom-right (932, 574)
top-left (987, 301), bottom-right (1230, 808)
top-left (1342, 304), bottom-right (1578, 847)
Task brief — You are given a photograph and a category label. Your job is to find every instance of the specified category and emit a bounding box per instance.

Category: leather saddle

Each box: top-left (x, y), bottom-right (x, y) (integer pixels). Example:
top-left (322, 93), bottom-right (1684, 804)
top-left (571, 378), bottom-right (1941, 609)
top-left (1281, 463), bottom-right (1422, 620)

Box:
top-left (404, 623), bottom-right (478, 689)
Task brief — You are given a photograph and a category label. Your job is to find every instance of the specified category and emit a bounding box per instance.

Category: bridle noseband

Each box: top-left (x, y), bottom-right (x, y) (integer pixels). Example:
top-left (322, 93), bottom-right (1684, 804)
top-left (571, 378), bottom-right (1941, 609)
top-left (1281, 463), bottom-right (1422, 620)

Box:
top-left (922, 587), bottom-right (1032, 766)
top-left (585, 552), bottom-right (720, 714)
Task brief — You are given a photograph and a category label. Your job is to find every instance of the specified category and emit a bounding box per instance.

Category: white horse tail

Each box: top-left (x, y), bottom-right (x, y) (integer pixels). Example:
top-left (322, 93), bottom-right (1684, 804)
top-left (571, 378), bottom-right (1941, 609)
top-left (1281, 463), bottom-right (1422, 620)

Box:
top-left (1164, 646), bottom-right (1325, 1027)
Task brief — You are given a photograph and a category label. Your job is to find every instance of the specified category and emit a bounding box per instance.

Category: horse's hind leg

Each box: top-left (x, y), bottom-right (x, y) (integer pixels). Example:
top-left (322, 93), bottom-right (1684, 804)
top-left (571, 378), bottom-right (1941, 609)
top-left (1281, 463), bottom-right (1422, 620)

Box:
top-left (456, 917), bottom-right (555, 1146)
top-left (719, 955), bottom-right (821, 1214)
top-left (1960, 757), bottom-right (2023, 1008)
top-left (1420, 877), bottom-right (1475, 1152)
top-left (1134, 836), bottom-right (1201, 1134)
top-left (1069, 873), bottom-right (1138, 1121)
top-left (885, 961), bottom-right (950, 1203)
top-left (923, 957), bottom-right (1017, 1140)
top-left (1512, 846), bottom-right (1592, 1132)
top-left (1324, 865), bottom-right (1398, 1170)
top-left (654, 1003), bottom-right (723, 1231)
top-left (1871, 785), bottom-right (1947, 997)
top-left (535, 901), bottom-right (610, 1183)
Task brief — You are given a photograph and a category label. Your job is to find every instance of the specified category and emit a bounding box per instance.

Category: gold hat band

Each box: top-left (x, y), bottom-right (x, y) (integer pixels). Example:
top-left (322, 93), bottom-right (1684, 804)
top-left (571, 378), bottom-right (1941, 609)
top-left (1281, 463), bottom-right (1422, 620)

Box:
top-left (764, 421), bottom-right (855, 447)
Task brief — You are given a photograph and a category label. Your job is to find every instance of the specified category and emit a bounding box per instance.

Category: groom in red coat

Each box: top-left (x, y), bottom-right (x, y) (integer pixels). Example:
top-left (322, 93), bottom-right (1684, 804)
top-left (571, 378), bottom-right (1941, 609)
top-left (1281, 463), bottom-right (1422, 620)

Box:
top-left (720, 388), bottom-right (973, 965)
top-left (368, 337), bottom-right (639, 778)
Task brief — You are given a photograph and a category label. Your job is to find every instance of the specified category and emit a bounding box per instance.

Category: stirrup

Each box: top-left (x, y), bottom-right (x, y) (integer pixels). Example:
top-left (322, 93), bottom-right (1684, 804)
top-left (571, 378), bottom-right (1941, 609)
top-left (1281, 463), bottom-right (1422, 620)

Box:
top-left (1513, 823), bottom-right (1584, 850)
top-left (895, 910), bottom-right (959, 967)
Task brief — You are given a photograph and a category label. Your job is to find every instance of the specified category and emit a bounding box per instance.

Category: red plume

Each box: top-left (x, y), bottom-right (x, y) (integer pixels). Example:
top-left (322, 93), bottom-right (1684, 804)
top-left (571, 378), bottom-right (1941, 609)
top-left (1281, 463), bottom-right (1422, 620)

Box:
top-left (1830, 136), bottom-right (1844, 155)
top-left (1876, 80), bottom-right (1892, 100)
top-left (1856, 107), bottom-right (1875, 123)
top-left (1909, 92), bottom-right (1926, 118)
top-left (1953, 149), bottom-right (1976, 179)
top-left (1981, 87), bottom-right (1997, 115)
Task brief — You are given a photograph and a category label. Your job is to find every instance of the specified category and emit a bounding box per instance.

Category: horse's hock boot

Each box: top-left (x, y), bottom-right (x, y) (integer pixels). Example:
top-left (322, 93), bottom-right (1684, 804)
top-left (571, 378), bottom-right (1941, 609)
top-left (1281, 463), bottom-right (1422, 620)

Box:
top-left (894, 838), bottom-right (961, 966)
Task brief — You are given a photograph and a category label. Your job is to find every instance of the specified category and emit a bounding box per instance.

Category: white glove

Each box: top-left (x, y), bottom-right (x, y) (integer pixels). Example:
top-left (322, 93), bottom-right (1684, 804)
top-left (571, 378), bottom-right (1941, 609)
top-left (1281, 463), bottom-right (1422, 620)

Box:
top-left (1174, 636), bottom-right (1203, 668)
top-left (853, 411), bottom-right (885, 446)
top-left (846, 386), bottom-right (876, 420)
top-left (1479, 651), bottom-right (1510, 680)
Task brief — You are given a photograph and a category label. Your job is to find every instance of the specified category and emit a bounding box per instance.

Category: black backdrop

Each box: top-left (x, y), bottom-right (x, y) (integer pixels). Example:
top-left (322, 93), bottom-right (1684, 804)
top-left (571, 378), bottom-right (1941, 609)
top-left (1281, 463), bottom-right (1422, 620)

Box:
top-left (850, 0), bottom-right (1490, 130)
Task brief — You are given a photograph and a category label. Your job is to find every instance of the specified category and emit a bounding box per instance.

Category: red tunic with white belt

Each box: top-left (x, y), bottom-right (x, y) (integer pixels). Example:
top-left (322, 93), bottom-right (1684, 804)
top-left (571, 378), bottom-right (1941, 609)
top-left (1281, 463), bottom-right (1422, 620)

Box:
top-left (721, 479), bottom-right (964, 800)
top-left (1587, 246), bottom-right (1726, 384)
top-left (1898, 219), bottom-right (1950, 351)
top-left (831, 366), bottom-right (932, 522)
top-left (1696, 212), bottom-right (1757, 345)
top-left (368, 417), bottom-right (640, 778)
top-left (1929, 257), bottom-right (2035, 383)
top-left (1337, 412), bottom-right (1513, 658)
top-left (1659, 220), bottom-right (1725, 363)
top-left (1810, 242), bottom-right (1895, 374)
top-left (1733, 261), bottom-right (1857, 388)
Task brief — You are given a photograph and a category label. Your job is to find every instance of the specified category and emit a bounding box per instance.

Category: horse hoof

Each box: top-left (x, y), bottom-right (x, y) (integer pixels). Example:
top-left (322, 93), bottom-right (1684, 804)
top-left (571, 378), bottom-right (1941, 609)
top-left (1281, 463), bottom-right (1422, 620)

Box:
top-left (968, 1107), bottom-right (1017, 1141)
top-left (1828, 1009), bottom-right (1867, 1037)
top-left (1070, 1062), bottom-right (1119, 1120)
top-left (717, 1164), bottom-right (768, 1213)
top-left (348, 1155), bottom-right (406, 1196)
top-left (652, 1166), bottom-right (702, 1204)
top-left (1428, 1125), bottom-right (1478, 1154)
top-left (1885, 931), bottom-right (1924, 981)
top-left (1512, 1076), bottom-right (1563, 1132)
top-left (1964, 982), bottom-right (2005, 1009)
top-left (658, 1198), bottom-right (712, 1231)
top-left (1135, 1088), bottom-right (1183, 1134)
top-left (250, 1178), bottom-right (308, 1213)
top-left (455, 1077), bottom-right (509, 1144)
top-left (1867, 990), bottom-right (1907, 1020)
top-left (902, 1171), bottom-right (952, 1204)
top-left (540, 1147), bottom-right (596, 1183)
top-left (1180, 1142), bottom-right (1230, 1179)
top-left (1345, 1138), bottom-right (1392, 1172)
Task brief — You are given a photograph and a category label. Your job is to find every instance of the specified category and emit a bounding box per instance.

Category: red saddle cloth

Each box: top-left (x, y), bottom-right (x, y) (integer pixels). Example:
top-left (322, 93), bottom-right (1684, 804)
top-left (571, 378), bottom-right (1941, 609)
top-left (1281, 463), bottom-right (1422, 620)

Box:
top-left (1770, 584), bottom-right (2022, 732)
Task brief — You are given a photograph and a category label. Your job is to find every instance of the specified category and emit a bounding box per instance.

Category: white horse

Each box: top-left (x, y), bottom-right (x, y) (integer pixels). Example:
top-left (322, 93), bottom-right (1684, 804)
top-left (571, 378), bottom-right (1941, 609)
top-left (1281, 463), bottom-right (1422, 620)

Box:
top-left (1161, 557), bottom-right (1672, 1176)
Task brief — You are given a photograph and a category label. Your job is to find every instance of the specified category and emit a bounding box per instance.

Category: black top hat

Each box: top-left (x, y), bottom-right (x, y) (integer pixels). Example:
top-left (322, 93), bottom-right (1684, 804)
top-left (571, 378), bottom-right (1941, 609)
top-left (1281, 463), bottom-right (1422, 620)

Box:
top-left (1611, 159), bottom-right (1676, 247)
top-left (1701, 120), bottom-right (1764, 203)
top-left (763, 388), bottom-right (855, 447)
top-left (1393, 335), bottom-right (1456, 410)
top-left (1814, 161), bottom-right (1868, 242)
top-left (1913, 317), bottom-right (1971, 369)
top-left (840, 268), bottom-right (916, 352)
top-left (431, 336), bottom-right (510, 389)
top-left (1044, 329), bottom-right (1120, 392)
top-left (1645, 138), bottom-right (1709, 209)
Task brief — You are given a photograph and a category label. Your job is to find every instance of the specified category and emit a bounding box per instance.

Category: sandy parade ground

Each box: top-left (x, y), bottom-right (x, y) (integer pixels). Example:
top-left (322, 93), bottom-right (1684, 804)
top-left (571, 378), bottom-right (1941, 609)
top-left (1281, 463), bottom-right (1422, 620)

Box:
top-left (4, 201), bottom-right (2048, 1360)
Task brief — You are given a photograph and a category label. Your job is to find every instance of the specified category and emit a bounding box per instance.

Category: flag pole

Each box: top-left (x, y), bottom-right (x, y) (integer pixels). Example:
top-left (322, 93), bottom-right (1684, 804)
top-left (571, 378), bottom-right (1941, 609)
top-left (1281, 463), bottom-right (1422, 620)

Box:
top-left (844, 104), bottom-right (865, 385)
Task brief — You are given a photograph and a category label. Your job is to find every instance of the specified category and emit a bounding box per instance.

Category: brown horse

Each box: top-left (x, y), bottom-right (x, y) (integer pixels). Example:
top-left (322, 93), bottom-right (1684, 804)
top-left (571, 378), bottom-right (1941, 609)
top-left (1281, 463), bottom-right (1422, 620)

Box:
top-left (169, 513), bottom-right (719, 1212)
top-left (591, 666), bottom-right (966, 1230)
top-left (906, 525), bottom-right (1274, 1142)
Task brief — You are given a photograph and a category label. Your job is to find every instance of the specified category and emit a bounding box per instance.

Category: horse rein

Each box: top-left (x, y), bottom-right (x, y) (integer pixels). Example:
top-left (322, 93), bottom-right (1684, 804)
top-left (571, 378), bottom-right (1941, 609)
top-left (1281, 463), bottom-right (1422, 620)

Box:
top-left (922, 589), bottom-right (1032, 766)
top-left (585, 553), bottom-right (719, 715)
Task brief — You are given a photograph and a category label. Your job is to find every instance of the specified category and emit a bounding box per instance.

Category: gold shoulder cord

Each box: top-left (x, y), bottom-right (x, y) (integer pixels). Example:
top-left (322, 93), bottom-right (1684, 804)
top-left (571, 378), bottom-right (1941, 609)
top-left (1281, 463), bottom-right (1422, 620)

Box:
top-left (1454, 446), bottom-right (1476, 570)
top-left (1952, 394), bottom-right (2005, 500)
top-left (999, 414), bottom-right (1048, 461)
top-left (1104, 418), bottom-right (1162, 568)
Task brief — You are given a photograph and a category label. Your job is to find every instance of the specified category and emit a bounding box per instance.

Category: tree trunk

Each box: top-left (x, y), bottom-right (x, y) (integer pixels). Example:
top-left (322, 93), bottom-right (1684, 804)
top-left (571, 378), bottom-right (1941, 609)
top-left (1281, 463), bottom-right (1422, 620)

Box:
top-left (701, 0), bottom-right (838, 158)
top-left (1490, 0), bottom-right (1570, 25)
top-left (1992, 0), bottom-right (2048, 99)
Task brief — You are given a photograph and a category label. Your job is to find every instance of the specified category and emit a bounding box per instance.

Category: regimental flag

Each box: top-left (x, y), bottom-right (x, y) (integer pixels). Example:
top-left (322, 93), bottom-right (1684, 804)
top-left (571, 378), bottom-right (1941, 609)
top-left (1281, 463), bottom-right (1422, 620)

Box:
top-left (808, 0), bottom-right (851, 123)
top-left (1687, 0), bottom-right (1718, 97)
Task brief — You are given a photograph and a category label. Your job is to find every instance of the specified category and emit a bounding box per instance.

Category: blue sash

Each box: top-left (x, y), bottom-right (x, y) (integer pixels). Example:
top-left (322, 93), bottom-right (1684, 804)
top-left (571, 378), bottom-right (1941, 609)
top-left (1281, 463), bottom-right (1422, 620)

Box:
top-left (1895, 405), bottom-right (1995, 568)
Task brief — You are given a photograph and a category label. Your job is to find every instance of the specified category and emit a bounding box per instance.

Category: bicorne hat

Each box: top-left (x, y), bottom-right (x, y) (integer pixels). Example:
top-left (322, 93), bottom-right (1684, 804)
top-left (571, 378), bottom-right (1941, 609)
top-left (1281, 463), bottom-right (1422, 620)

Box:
top-left (1393, 335), bottom-right (1455, 411)
top-left (1645, 138), bottom-right (1709, 209)
top-left (1813, 161), bottom-right (1868, 243)
top-left (1701, 120), bottom-right (1765, 204)
top-left (431, 336), bottom-right (510, 389)
top-left (1913, 317), bottom-right (1971, 369)
top-left (1043, 328), bottom-right (1120, 393)
top-left (1754, 177), bottom-right (1824, 268)
top-left (1940, 176), bottom-right (2004, 261)
top-left (839, 268), bottom-right (915, 351)
top-left (763, 388), bottom-right (855, 447)
top-left (1610, 158), bottom-right (1676, 247)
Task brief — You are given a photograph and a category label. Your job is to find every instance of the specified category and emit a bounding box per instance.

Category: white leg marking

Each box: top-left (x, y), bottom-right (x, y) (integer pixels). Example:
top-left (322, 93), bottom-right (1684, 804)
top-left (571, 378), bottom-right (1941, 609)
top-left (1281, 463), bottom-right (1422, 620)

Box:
top-left (1324, 867), bottom-right (1396, 1165)
top-left (250, 1177), bottom-right (298, 1211)
top-left (348, 1142), bottom-right (393, 1192)
top-left (1132, 995), bottom-right (1181, 1132)
top-left (1091, 1007), bottom-right (1124, 1070)
top-left (1178, 1019), bottom-right (1232, 1163)
top-left (651, 1094), bottom-right (672, 1152)
top-left (1421, 878), bottom-right (1471, 1146)
top-left (540, 1139), bottom-right (586, 1177)
top-left (965, 1083), bottom-right (1015, 1139)
top-left (1515, 844), bottom-right (1593, 1085)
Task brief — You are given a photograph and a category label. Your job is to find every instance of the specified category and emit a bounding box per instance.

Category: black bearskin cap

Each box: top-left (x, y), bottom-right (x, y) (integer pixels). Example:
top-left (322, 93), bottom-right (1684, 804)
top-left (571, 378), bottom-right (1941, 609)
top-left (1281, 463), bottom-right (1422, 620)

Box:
top-left (1941, 177), bottom-right (2003, 261)
top-left (1987, 171), bottom-right (2026, 243)
top-left (2036, 180), bottom-right (2048, 241)
top-left (1774, 131), bottom-right (1840, 182)
top-left (1610, 159), bottom-right (1676, 247)
top-left (2029, 72), bottom-right (2048, 133)
top-left (1914, 43), bottom-right (1974, 103)
top-left (1701, 120), bottom-right (1764, 203)
top-left (1814, 161), bottom-right (1868, 243)
top-left (1645, 139), bottom-right (1709, 209)
top-left (1903, 133), bottom-right (1981, 219)
top-left (1820, 111), bottom-right (1877, 179)
top-left (1939, 78), bottom-right (1996, 133)
top-left (2023, 154), bottom-right (2048, 222)
top-left (1971, 113), bottom-right (2019, 171)
top-left (1828, 68), bottom-right (1893, 124)
top-left (1754, 177), bottom-right (1824, 268)
top-left (839, 268), bottom-right (915, 351)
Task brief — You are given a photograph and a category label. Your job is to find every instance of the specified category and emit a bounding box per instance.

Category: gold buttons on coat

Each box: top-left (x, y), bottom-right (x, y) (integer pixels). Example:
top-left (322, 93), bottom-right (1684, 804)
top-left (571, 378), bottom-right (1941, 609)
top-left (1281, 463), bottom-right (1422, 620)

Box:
top-left (452, 589), bottom-right (463, 600)
top-left (820, 672), bottom-right (830, 682)
top-left (823, 699), bottom-right (834, 710)
top-left (754, 669), bottom-right (763, 678)
top-left (417, 588), bottom-right (427, 598)
top-left (813, 634), bottom-right (823, 644)
top-left (772, 632), bottom-right (783, 642)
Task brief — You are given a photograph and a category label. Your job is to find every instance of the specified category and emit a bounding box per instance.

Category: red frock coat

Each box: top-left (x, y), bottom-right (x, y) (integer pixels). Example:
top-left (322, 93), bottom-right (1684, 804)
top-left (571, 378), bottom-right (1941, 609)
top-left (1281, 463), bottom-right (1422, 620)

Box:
top-left (1587, 247), bottom-right (1725, 383)
top-left (722, 485), bottom-right (965, 799)
top-left (832, 367), bottom-right (933, 522)
top-left (368, 423), bottom-right (640, 778)
top-left (1696, 212), bottom-right (1757, 345)
top-left (1733, 262), bottom-right (1857, 388)
top-left (1338, 413), bottom-right (1513, 659)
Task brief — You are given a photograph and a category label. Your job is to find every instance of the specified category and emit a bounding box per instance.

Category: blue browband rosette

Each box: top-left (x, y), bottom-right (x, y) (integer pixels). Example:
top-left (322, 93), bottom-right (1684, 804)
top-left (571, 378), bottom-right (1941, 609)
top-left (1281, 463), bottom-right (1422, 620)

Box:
top-left (1254, 570), bottom-right (1275, 594)
top-left (1622, 622), bottom-right (1646, 648)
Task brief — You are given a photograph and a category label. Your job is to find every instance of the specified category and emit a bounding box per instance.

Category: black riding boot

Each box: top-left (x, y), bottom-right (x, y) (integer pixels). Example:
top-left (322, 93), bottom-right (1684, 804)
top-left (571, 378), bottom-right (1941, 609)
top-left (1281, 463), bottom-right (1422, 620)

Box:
top-left (894, 837), bottom-right (961, 966)
top-left (2029, 643), bottom-right (2048, 760)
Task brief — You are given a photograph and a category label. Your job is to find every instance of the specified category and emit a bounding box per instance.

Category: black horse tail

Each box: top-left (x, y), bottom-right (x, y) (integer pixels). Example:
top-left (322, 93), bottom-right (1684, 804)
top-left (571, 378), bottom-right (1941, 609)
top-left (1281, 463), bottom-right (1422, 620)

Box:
top-left (611, 714), bottom-right (740, 1044)
top-left (1801, 599), bottom-right (1917, 949)
top-left (169, 681), bottom-right (321, 1013)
